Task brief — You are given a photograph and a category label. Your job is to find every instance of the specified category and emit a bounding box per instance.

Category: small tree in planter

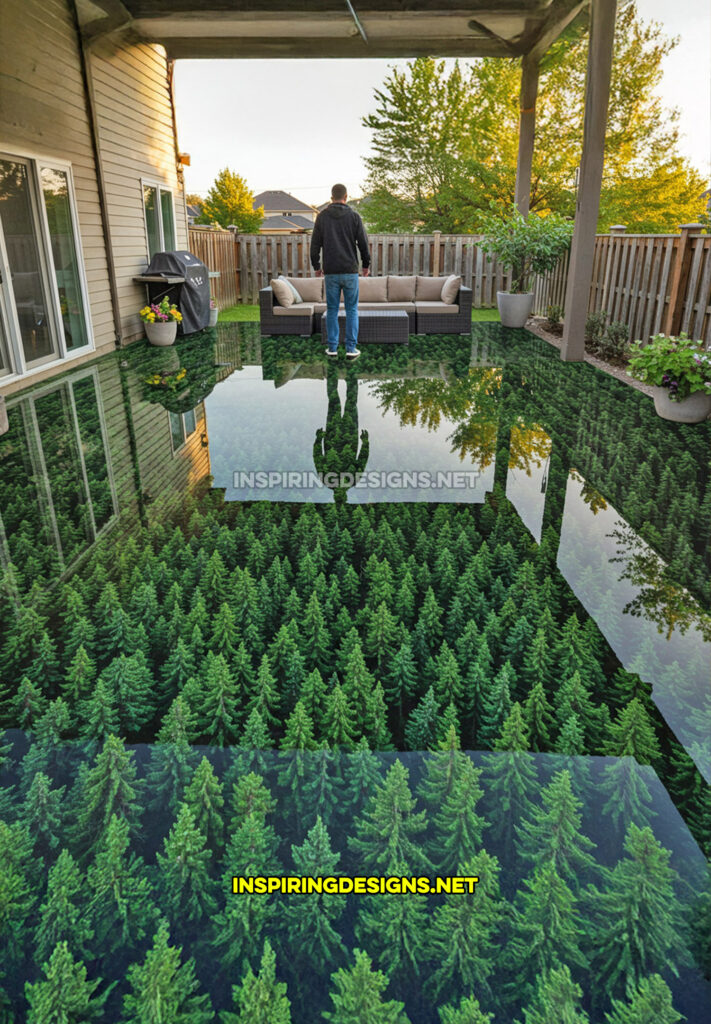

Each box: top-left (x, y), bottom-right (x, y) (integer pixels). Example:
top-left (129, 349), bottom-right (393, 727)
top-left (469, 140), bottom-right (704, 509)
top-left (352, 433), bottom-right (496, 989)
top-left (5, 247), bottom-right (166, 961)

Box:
top-left (628, 332), bottom-right (711, 423)
top-left (140, 297), bottom-right (183, 346)
top-left (479, 210), bottom-right (573, 327)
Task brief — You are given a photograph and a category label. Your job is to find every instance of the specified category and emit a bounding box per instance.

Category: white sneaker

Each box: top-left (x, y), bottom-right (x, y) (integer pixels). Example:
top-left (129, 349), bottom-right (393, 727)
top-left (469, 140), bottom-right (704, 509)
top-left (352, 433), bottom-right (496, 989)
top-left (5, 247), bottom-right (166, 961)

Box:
top-left (346, 348), bottom-right (361, 360)
top-left (325, 348), bottom-right (338, 357)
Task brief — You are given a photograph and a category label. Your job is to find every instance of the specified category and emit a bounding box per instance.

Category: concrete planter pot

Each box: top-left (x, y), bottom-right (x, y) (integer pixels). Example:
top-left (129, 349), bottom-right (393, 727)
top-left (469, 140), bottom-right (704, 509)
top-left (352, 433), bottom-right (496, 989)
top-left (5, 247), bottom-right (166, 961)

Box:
top-left (208, 307), bottom-right (219, 327)
top-left (651, 386), bottom-right (711, 423)
top-left (145, 320), bottom-right (178, 346)
top-left (497, 291), bottom-right (534, 328)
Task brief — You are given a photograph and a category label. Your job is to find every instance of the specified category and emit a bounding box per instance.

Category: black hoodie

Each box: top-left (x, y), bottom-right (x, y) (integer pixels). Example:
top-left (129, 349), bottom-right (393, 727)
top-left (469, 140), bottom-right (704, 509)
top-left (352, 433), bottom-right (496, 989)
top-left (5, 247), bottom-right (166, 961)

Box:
top-left (310, 203), bottom-right (370, 274)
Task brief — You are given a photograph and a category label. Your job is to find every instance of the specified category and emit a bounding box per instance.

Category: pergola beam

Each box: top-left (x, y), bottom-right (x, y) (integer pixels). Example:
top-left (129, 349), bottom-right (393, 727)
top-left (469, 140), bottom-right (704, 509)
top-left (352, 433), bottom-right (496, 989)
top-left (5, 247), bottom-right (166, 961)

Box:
top-left (561, 0), bottom-right (617, 361)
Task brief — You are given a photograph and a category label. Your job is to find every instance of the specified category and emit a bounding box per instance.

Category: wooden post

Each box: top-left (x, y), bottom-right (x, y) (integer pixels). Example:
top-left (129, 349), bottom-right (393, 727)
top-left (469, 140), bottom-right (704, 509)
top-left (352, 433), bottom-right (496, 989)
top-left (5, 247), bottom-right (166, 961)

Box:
top-left (433, 230), bottom-right (442, 276)
top-left (665, 223), bottom-right (704, 336)
top-left (609, 225), bottom-right (626, 234)
top-left (561, 0), bottom-right (618, 361)
top-left (514, 54), bottom-right (540, 217)
top-left (233, 230), bottom-right (241, 302)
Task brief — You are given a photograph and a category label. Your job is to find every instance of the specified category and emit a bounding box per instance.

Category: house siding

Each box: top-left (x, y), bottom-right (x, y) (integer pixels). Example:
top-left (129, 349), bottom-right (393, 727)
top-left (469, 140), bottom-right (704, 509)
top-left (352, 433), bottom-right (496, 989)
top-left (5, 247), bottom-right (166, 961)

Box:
top-left (0, 0), bottom-right (115, 394)
top-left (89, 39), bottom-right (188, 343)
top-left (0, 0), bottom-right (187, 395)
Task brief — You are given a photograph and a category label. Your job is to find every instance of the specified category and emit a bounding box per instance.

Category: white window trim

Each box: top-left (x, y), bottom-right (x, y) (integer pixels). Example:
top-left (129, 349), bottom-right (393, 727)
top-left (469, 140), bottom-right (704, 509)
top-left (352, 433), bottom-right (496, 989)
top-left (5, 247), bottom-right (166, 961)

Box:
top-left (168, 406), bottom-right (199, 455)
top-left (141, 178), bottom-right (177, 260)
top-left (0, 151), bottom-right (95, 383)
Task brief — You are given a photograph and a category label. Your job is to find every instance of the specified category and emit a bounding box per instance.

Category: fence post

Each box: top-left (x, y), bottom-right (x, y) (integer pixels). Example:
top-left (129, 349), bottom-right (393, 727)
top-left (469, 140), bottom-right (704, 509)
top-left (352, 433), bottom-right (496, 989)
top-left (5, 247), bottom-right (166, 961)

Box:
top-left (231, 229), bottom-right (241, 302)
top-left (433, 231), bottom-right (442, 276)
top-left (665, 223), bottom-right (704, 335)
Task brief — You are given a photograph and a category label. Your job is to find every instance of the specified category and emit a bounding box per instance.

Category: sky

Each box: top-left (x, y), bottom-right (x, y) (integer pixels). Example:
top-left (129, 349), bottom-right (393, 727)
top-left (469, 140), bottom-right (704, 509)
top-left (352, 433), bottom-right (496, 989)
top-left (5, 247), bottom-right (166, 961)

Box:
top-left (173, 0), bottom-right (711, 206)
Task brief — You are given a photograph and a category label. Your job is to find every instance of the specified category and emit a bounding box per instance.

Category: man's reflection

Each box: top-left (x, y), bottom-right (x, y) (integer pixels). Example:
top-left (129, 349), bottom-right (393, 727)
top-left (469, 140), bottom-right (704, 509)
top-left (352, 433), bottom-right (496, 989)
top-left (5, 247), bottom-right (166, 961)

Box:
top-left (313, 361), bottom-right (369, 505)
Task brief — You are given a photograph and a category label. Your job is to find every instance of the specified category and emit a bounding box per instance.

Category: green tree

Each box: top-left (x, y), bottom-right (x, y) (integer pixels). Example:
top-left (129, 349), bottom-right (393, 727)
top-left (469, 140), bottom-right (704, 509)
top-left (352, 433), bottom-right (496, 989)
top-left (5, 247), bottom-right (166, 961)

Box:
top-left (438, 996), bottom-right (493, 1024)
top-left (427, 851), bottom-right (505, 1005)
top-left (25, 942), bottom-right (106, 1024)
top-left (35, 849), bottom-right (93, 964)
top-left (520, 965), bottom-right (590, 1024)
top-left (156, 803), bottom-right (216, 927)
top-left (86, 815), bottom-right (157, 954)
top-left (324, 683), bottom-right (357, 750)
top-left (283, 817), bottom-right (346, 974)
top-left (121, 920), bottom-right (213, 1024)
top-left (22, 771), bottom-right (65, 859)
top-left (522, 681), bottom-right (556, 753)
top-left (72, 735), bottom-right (141, 854)
top-left (604, 974), bottom-right (682, 1024)
top-left (221, 940), bottom-right (291, 1024)
top-left (79, 677), bottom-right (119, 742)
top-left (355, 858), bottom-right (429, 986)
top-left (198, 653), bottom-right (240, 745)
top-left (484, 705), bottom-right (538, 861)
top-left (184, 756), bottom-right (225, 852)
top-left (323, 948), bottom-right (410, 1024)
top-left (432, 756), bottom-right (486, 873)
top-left (349, 760), bottom-right (430, 874)
top-left (404, 687), bottom-right (440, 750)
top-left (197, 168), bottom-right (264, 231)
top-left (516, 770), bottom-right (596, 887)
top-left (588, 824), bottom-right (690, 1001)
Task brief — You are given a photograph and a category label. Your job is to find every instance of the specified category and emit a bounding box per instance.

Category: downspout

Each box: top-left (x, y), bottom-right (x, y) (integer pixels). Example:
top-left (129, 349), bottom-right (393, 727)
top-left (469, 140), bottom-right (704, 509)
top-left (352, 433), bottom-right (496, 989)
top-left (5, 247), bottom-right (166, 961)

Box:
top-left (69, 0), bottom-right (123, 348)
top-left (167, 58), bottom-right (189, 244)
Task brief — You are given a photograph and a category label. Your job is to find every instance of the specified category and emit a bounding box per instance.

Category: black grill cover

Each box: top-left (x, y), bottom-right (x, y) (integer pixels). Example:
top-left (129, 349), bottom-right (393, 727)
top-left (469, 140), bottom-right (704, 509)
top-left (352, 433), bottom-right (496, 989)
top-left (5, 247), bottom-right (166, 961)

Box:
top-left (144, 251), bottom-right (210, 335)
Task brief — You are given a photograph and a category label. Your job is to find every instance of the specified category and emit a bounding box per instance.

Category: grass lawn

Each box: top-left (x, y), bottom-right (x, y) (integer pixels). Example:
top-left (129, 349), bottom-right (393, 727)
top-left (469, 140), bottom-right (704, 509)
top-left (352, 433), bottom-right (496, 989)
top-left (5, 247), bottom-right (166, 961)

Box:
top-left (219, 304), bottom-right (500, 322)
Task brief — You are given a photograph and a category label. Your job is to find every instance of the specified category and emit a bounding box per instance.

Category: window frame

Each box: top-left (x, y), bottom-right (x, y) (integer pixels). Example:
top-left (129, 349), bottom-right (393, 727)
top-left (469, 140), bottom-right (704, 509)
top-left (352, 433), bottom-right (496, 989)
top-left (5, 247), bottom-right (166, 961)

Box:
top-left (141, 178), bottom-right (177, 259)
top-left (168, 406), bottom-right (200, 454)
top-left (0, 150), bottom-right (94, 382)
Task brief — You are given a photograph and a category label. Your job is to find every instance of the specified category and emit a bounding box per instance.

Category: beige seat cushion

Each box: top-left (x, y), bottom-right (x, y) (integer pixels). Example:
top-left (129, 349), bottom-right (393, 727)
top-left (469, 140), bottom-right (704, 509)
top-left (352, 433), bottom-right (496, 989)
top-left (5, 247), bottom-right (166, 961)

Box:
top-left (284, 276), bottom-right (323, 302)
top-left (441, 274), bottom-right (461, 304)
top-left (357, 302), bottom-right (415, 312)
top-left (313, 302), bottom-right (327, 315)
top-left (415, 301), bottom-right (460, 314)
top-left (273, 303), bottom-right (314, 316)
top-left (271, 278), bottom-right (294, 307)
top-left (387, 276), bottom-right (416, 301)
top-left (416, 276), bottom-right (446, 300)
top-left (357, 276), bottom-right (388, 302)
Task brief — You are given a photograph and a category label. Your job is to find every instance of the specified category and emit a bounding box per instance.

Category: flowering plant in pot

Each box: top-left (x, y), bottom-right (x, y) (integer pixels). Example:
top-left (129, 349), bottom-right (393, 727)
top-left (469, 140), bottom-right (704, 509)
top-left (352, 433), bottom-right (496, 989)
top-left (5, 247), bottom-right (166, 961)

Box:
top-left (479, 210), bottom-right (573, 327)
top-left (627, 332), bottom-right (711, 423)
top-left (208, 296), bottom-right (219, 327)
top-left (139, 297), bottom-right (182, 346)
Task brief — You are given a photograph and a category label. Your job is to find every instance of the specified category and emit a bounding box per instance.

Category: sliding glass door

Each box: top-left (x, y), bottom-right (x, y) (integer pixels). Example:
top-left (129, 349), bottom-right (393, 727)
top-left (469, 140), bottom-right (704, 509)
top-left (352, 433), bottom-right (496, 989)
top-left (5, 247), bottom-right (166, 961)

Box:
top-left (0, 152), bottom-right (93, 378)
top-left (0, 157), bottom-right (57, 367)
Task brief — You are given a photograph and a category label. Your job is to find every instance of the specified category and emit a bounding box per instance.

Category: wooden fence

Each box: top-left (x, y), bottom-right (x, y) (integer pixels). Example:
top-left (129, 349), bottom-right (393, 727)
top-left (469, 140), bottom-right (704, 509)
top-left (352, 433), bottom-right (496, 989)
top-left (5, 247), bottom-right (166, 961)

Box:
top-left (189, 225), bottom-right (711, 345)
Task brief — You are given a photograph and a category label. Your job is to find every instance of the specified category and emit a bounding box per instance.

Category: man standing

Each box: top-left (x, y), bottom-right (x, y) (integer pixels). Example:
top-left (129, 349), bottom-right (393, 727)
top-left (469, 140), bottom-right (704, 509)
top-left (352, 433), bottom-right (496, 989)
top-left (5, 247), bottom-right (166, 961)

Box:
top-left (311, 183), bottom-right (370, 360)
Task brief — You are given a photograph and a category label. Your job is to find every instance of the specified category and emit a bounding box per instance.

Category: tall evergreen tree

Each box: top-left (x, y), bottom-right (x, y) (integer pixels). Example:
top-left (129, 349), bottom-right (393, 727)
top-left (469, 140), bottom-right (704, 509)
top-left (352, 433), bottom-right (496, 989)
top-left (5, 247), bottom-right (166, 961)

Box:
top-left (520, 965), bottom-right (590, 1024)
top-left (438, 996), bottom-right (493, 1024)
top-left (404, 687), bottom-right (440, 751)
top-left (156, 803), bottom-right (216, 928)
top-left (349, 760), bottom-right (430, 873)
top-left (184, 756), bottom-right (225, 852)
top-left (516, 770), bottom-right (597, 887)
top-left (356, 858), bottom-right (429, 986)
top-left (323, 948), bottom-right (410, 1024)
top-left (221, 940), bottom-right (291, 1024)
top-left (35, 849), bottom-right (93, 965)
top-left (72, 735), bottom-right (141, 854)
top-left (603, 974), bottom-right (682, 1024)
top-left (484, 705), bottom-right (537, 861)
top-left (432, 756), bottom-right (486, 873)
top-left (121, 921), bottom-right (213, 1023)
top-left (198, 653), bottom-right (240, 745)
top-left (25, 942), bottom-right (106, 1024)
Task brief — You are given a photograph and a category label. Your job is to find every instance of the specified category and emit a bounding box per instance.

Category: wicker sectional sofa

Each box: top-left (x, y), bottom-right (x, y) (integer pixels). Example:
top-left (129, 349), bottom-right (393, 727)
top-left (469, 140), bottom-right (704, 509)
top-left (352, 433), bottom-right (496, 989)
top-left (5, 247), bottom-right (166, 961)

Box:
top-left (259, 274), bottom-right (472, 337)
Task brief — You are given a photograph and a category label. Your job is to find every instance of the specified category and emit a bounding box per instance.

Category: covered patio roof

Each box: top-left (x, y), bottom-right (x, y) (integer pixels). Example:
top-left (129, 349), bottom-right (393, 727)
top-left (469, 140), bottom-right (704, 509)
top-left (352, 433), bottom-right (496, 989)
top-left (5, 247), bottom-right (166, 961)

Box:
top-left (79, 0), bottom-right (588, 59)
top-left (77, 0), bottom-right (618, 362)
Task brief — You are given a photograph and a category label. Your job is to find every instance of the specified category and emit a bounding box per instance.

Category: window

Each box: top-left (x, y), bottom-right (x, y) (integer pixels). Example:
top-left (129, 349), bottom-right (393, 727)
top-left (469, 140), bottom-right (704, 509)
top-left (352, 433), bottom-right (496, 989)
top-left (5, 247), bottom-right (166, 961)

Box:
top-left (0, 153), bottom-right (93, 378)
top-left (143, 182), bottom-right (177, 258)
top-left (169, 407), bottom-right (199, 452)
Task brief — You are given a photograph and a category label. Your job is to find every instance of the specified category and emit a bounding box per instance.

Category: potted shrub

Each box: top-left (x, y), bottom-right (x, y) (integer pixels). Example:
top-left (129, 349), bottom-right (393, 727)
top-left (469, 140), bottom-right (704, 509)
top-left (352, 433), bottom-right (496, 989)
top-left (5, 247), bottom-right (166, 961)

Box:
top-left (479, 210), bottom-right (573, 328)
top-left (208, 297), bottom-right (219, 327)
top-left (628, 332), bottom-right (711, 423)
top-left (139, 297), bottom-right (182, 346)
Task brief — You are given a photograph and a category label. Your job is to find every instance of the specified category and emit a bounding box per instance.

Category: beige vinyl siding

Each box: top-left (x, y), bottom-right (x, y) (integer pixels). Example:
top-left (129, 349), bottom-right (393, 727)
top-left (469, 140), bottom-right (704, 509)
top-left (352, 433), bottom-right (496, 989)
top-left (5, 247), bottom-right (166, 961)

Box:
top-left (89, 39), bottom-right (188, 342)
top-left (0, 0), bottom-right (116, 391)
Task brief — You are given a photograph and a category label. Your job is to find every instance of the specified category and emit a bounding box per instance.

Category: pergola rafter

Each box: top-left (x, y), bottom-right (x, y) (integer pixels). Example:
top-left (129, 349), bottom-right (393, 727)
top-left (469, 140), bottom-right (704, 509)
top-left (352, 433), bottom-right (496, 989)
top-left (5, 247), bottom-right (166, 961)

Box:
top-left (76, 0), bottom-right (619, 362)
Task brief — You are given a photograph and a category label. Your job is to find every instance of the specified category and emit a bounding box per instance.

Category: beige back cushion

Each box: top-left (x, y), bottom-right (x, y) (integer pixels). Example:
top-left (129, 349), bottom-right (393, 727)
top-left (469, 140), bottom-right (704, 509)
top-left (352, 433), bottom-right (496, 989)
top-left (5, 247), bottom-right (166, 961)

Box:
top-left (441, 274), bottom-right (461, 304)
top-left (358, 276), bottom-right (388, 302)
top-left (416, 276), bottom-right (446, 300)
top-left (285, 276), bottom-right (323, 302)
top-left (387, 275), bottom-right (416, 301)
top-left (271, 278), bottom-right (294, 307)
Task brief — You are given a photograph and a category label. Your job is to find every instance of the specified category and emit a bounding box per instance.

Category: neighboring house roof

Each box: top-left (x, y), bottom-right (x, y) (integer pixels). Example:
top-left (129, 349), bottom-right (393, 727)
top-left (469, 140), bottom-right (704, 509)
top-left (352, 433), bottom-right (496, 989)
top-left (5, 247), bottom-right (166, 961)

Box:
top-left (186, 203), bottom-right (202, 220)
top-left (260, 215), bottom-right (312, 232)
top-left (253, 190), bottom-right (317, 214)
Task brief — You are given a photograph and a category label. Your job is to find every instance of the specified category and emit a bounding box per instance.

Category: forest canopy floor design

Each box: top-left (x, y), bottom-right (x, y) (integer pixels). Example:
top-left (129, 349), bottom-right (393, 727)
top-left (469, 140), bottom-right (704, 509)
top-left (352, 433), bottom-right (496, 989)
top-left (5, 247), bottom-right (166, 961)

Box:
top-left (0, 323), bottom-right (709, 1023)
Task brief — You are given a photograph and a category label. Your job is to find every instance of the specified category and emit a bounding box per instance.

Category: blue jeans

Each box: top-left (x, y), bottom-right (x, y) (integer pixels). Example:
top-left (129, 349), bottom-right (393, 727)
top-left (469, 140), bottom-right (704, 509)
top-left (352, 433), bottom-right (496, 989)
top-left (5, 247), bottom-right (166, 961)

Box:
top-left (325, 274), bottom-right (359, 353)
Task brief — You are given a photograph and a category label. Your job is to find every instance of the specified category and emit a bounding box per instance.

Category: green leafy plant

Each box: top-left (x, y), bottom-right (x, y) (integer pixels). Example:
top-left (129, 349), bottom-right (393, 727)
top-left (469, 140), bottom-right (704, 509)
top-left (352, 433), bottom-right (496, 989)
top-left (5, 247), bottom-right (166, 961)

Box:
top-left (628, 332), bottom-right (711, 401)
top-left (545, 304), bottom-right (564, 331)
top-left (585, 310), bottom-right (608, 350)
top-left (477, 210), bottom-right (573, 294)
